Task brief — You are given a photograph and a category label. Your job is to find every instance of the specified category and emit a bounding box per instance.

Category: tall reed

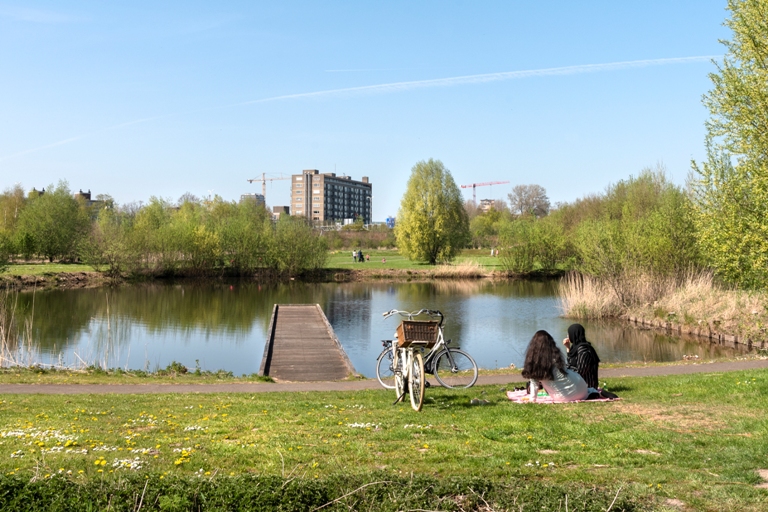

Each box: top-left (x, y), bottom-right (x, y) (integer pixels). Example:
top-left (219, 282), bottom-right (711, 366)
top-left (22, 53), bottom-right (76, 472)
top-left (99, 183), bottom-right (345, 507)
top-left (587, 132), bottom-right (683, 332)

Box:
top-left (432, 260), bottom-right (488, 278)
top-left (558, 272), bottom-right (623, 319)
top-left (0, 289), bottom-right (33, 367)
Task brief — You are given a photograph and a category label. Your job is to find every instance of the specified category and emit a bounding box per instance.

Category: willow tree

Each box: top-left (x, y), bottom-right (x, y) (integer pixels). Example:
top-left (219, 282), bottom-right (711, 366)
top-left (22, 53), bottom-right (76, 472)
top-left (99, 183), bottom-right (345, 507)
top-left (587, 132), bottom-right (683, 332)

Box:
top-left (395, 159), bottom-right (469, 264)
top-left (692, 0), bottom-right (768, 287)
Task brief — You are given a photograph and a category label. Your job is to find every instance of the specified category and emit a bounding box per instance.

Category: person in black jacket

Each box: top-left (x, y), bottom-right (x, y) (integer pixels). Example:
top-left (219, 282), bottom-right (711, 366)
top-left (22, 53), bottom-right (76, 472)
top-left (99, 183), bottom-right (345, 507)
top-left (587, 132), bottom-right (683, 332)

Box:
top-left (563, 323), bottom-right (600, 389)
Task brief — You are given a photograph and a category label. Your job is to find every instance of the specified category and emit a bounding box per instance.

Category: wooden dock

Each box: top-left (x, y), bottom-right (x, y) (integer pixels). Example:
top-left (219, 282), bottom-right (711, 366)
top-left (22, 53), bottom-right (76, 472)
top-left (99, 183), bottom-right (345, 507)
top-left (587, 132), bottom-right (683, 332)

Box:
top-left (259, 304), bottom-right (356, 381)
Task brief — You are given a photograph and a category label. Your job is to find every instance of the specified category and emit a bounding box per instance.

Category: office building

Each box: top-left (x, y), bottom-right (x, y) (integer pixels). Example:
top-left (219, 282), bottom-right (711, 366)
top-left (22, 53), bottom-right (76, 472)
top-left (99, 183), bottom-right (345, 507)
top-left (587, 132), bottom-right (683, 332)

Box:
top-left (240, 193), bottom-right (265, 206)
top-left (291, 170), bottom-right (372, 225)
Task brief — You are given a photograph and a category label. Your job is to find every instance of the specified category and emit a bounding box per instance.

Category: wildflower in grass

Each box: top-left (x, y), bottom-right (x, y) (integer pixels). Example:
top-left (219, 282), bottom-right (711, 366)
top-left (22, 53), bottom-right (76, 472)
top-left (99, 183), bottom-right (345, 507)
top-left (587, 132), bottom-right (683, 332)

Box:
top-left (112, 457), bottom-right (143, 471)
top-left (347, 422), bottom-right (380, 429)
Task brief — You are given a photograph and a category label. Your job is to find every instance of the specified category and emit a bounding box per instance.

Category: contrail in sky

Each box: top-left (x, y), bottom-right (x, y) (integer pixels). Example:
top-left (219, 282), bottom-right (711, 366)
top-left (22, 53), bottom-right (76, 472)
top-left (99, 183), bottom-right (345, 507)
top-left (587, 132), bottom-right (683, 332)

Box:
top-left (237, 56), bottom-right (718, 106)
top-left (0, 56), bottom-right (718, 162)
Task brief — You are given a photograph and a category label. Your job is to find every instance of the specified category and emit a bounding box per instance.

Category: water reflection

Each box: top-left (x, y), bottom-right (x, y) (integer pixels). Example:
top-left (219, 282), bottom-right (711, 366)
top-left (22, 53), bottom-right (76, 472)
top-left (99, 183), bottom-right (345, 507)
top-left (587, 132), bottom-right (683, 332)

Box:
top-left (6, 280), bottom-right (744, 377)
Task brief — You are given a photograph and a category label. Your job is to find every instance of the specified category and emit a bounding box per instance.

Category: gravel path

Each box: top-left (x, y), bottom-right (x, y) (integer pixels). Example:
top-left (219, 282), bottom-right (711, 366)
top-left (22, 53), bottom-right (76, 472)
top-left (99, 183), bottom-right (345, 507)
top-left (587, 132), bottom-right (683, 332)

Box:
top-left (0, 359), bottom-right (766, 395)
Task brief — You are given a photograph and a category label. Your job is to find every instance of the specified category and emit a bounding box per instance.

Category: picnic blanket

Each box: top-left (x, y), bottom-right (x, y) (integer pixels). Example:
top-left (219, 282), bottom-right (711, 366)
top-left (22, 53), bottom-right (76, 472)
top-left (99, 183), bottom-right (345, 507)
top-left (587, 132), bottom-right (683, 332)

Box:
top-left (506, 389), bottom-right (620, 404)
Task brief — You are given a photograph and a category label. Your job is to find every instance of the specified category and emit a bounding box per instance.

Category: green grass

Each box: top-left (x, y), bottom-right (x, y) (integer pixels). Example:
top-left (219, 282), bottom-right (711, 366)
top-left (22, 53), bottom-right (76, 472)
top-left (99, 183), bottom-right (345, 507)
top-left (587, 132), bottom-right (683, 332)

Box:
top-left (325, 249), bottom-right (505, 271)
top-left (0, 366), bottom-right (274, 385)
top-left (1, 263), bottom-right (94, 276)
top-left (1, 370), bottom-right (768, 510)
top-left (0, 252), bottom-right (506, 277)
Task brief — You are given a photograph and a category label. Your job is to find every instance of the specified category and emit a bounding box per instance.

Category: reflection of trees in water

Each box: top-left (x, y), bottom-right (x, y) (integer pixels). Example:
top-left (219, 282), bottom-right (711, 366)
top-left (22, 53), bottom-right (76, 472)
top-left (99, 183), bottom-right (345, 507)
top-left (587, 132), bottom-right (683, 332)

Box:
top-left (15, 283), bottom-right (288, 358)
top-left (322, 283), bottom-right (372, 351)
top-left (11, 281), bottom-right (748, 368)
top-left (481, 279), bottom-right (559, 298)
top-left (587, 322), bottom-right (743, 363)
top-left (15, 289), bottom-right (99, 354)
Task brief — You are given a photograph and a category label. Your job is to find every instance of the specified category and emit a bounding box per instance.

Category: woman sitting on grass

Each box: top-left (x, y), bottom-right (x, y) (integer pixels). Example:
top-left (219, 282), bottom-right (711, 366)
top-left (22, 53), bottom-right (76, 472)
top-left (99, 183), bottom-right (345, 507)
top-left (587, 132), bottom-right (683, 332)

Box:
top-left (522, 330), bottom-right (589, 402)
top-left (563, 323), bottom-right (600, 389)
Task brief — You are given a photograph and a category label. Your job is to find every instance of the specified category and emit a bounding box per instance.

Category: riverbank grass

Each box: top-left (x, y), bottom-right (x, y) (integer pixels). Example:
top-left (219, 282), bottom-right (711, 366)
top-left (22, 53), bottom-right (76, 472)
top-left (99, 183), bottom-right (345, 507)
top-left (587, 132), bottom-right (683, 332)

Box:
top-left (2, 370), bottom-right (768, 510)
top-left (0, 250), bottom-right (505, 277)
top-left (0, 263), bottom-right (93, 277)
top-left (326, 249), bottom-right (504, 271)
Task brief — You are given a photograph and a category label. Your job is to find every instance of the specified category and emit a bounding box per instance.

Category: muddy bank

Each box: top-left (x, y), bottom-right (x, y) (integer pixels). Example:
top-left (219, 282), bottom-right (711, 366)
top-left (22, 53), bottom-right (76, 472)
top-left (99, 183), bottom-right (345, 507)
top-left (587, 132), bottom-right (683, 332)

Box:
top-left (1, 267), bottom-right (565, 291)
top-left (625, 314), bottom-right (768, 351)
top-left (1, 272), bottom-right (109, 291)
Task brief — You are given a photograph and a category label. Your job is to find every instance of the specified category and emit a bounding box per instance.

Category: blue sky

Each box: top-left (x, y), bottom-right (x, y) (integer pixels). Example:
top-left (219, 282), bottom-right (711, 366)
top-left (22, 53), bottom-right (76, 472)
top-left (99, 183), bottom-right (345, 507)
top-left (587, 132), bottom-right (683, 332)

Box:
top-left (0, 1), bottom-right (730, 219)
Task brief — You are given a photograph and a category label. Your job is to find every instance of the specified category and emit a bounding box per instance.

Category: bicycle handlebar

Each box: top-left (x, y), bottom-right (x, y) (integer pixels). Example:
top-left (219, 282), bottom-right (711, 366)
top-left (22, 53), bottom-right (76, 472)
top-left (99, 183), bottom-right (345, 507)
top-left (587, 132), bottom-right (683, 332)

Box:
top-left (382, 309), bottom-right (444, 327)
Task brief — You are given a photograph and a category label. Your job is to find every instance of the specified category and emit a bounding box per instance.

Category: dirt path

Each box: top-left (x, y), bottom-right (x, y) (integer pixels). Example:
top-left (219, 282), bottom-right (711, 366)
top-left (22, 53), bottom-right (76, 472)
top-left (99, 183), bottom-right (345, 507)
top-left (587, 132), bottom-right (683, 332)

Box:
top-left (1, 359), bottom-right (766, 395)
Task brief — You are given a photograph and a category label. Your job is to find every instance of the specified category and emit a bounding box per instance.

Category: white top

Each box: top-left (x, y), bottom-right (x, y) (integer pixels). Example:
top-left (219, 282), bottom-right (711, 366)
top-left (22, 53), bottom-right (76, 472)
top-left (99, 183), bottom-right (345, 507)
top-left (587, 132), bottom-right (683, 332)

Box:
top-left (540, 368), bottom-right (589, 402)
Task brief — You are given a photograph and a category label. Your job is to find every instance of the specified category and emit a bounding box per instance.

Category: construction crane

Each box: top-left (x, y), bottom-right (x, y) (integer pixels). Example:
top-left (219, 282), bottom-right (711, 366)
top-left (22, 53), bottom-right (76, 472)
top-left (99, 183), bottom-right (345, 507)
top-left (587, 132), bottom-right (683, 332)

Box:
top-left (247, 173), bottom-right (291, 201)
top-left (460, 180), bottom-right (510, 204)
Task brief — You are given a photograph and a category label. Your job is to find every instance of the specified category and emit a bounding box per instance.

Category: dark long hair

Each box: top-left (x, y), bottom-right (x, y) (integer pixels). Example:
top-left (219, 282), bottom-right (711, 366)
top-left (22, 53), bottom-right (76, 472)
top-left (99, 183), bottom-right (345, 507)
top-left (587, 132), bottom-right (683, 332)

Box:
top-left (521, 330), bottom-right (565, 381)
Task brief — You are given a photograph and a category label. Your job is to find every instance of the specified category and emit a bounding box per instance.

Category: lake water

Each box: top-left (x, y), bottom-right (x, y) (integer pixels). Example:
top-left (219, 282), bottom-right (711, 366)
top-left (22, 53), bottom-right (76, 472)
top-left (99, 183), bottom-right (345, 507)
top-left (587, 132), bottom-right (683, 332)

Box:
top-left (3, 280), bottom-right (742, 377)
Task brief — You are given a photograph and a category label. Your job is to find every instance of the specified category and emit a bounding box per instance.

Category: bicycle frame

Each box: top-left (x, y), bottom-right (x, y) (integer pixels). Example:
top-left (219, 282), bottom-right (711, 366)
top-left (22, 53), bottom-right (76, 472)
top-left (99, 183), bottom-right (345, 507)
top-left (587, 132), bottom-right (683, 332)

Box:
top-left (382, 309), bottom-right (457, 372)
top-left (379, 308), bottom-right (478, 391)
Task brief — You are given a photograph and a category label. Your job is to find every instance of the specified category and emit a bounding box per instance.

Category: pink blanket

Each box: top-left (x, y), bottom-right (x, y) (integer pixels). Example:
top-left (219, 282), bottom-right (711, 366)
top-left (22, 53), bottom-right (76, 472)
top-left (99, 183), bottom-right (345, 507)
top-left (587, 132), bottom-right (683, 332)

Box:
top-left (506, 389), bottom-right (620, 404)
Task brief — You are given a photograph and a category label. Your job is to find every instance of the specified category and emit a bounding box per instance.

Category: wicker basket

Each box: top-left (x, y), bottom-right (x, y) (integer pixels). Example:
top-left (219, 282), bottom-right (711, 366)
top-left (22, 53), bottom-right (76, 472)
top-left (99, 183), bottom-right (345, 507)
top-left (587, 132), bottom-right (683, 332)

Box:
top-left (396, 321), bottom-right (439, 348)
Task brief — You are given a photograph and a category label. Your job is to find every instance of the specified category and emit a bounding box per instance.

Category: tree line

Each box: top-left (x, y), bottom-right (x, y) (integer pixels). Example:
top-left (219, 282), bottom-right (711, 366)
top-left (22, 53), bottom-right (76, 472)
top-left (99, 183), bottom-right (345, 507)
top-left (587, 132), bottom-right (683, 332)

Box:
top-left (0, 184), bottom-right (327, 277)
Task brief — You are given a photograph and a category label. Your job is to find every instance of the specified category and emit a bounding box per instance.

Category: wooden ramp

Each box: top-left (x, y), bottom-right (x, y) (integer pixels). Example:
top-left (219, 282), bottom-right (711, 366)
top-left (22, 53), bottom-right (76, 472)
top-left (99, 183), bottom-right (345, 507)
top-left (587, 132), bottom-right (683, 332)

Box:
top-left (259, 304), bottom-right (355, 382)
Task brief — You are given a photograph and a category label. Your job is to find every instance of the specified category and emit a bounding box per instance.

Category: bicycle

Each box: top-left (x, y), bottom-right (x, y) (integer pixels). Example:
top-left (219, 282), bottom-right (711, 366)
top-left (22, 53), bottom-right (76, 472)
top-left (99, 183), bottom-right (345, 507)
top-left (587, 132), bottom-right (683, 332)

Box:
top-left (377, 310), bottom-right (478, 397)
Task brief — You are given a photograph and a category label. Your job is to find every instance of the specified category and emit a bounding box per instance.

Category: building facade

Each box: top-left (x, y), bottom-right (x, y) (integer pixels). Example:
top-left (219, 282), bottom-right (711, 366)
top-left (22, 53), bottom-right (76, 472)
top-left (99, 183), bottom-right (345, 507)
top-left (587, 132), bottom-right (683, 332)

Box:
top-left (239, 193), bottom-right (265, 206)
top-left (291, 170), bottom-right (372, 225)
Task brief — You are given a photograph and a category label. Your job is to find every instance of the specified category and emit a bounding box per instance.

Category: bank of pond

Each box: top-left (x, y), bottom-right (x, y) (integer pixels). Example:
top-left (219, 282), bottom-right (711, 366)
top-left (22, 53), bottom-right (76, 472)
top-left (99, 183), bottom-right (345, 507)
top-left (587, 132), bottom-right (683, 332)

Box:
top-left (0, 280), bottom-right (747, 377)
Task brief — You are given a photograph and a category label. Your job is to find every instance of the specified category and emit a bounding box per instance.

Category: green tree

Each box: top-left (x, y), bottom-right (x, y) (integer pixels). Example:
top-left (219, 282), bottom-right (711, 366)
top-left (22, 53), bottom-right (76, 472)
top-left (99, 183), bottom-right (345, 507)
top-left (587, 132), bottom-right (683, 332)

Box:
top-left (271, 216), bottom-right (328, 274)
top-left (214, 199), bottom-right (273, 274)
top-left (572, 169), bottom-right (699, 305)
top-left (15, 181), bottom-right (90, 262)
top-left (395, 159), bottom-right (470, 264)
top-left (692, 0), bottom-right (768, 287)
top-left (469, 208), bottom-right (503, 248)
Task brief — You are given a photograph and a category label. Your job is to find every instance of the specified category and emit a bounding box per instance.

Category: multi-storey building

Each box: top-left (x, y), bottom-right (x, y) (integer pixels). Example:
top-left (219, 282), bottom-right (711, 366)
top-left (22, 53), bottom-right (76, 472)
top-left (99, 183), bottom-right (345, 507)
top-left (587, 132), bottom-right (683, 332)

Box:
top-left (239, 193), bottom-right (265, 206)
top-left (478, 199), bottom-right (495, 213)
top-left (291, 170), bottom-right (372, 225)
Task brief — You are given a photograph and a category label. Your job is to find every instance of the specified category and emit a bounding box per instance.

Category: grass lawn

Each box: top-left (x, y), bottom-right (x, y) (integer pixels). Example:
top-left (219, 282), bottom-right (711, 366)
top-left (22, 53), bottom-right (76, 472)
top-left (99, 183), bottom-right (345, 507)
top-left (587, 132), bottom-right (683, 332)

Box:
top-left (1, 370), bottom-right (768, 510)
top-left (326, 249), bottom-right (505, 271)
top-left (1, 250), bottom-right (506, 277)
top-left (1, 263), bottom-right (94, 276)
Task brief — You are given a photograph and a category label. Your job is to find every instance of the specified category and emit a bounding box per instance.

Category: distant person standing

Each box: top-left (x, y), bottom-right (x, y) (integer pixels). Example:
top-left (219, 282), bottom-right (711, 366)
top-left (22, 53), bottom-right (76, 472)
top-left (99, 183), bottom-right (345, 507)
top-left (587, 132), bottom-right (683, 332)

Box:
top-left (352, 250), bottom-right (356, 263)
top-left (563, 323), bottom-right (600, 389)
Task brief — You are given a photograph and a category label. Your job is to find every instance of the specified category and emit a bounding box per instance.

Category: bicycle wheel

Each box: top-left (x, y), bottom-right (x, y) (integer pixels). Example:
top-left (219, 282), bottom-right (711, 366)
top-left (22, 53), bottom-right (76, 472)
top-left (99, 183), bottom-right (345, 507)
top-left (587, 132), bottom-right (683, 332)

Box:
top-left (433, 349), bottom-right (478, 389)
top-left (409, 351), bottom-right (425, 412)
top-left (375, 347), bottom-right (396, 389)
top-left (393, 349), bottom-right (406, 402)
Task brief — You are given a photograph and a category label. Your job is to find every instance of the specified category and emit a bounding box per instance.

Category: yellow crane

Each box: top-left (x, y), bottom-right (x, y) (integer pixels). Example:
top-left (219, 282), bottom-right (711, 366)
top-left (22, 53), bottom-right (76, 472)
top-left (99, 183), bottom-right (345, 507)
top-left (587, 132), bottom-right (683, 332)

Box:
top-left (247, 173), bottom-right (291, 201)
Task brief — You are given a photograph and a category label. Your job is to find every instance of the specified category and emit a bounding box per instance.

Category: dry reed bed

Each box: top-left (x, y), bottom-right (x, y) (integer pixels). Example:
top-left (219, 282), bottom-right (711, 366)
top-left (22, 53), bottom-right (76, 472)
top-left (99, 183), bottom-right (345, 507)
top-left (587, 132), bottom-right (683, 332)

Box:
top-left (559, 271), bottom-right (768, 343)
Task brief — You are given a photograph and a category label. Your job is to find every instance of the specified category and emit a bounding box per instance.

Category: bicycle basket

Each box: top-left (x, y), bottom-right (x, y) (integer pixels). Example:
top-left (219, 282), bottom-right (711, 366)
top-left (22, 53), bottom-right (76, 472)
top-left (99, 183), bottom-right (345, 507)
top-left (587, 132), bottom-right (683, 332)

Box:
top-left (396, 321), bottom-right (439, 348)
